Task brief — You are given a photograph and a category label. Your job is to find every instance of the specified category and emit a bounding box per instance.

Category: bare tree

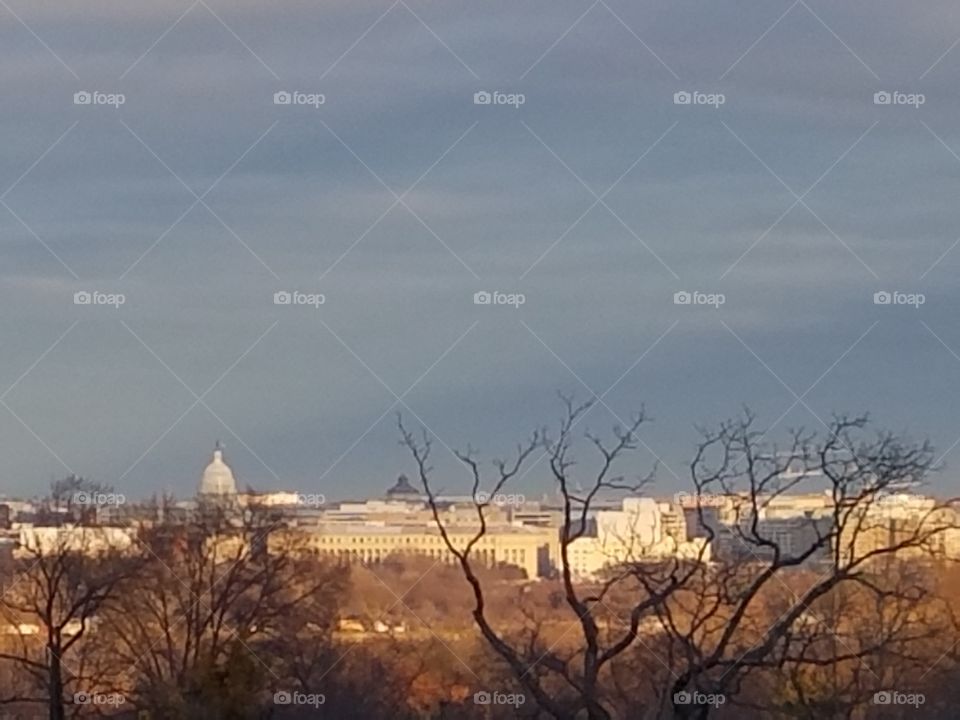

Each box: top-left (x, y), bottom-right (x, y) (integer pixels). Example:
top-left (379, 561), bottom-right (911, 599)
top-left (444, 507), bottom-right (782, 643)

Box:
top-left (43, 476), bottom-right (116, 524)
top-left (400, 400), bottom-right (958, 720)
top-left (106, 500), bottom-right (345, 718)
top-left (655, 412), bottom-right (956, 718)
top-left (0, 526), bottom-right (145, 720)
top-left (400, 396), bottom-right (708, 720)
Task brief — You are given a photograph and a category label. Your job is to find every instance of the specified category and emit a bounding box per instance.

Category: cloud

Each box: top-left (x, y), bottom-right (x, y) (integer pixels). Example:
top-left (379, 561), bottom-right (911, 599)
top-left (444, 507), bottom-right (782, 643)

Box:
top-left (1, 0), bottom-right (960, 497)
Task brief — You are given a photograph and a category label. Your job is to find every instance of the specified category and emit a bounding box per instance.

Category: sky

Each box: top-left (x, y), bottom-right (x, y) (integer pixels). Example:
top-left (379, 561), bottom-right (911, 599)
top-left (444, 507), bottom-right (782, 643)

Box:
top-left (2, 0), bottom-right (960, 501)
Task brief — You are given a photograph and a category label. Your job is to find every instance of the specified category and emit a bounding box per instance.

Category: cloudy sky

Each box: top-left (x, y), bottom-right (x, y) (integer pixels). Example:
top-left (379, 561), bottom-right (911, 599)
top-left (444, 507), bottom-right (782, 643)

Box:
top-left (2, 0), bottom-right (960, 500)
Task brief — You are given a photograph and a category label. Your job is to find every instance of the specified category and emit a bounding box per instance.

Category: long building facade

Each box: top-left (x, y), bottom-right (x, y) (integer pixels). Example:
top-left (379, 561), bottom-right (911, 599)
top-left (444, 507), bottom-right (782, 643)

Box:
top-left (273, 524), bottom-right (557, 578)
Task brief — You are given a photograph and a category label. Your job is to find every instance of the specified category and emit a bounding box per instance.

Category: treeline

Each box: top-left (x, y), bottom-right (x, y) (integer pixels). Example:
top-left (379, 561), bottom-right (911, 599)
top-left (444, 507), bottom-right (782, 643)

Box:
top-left (8, 399), bottom-right (960, 719)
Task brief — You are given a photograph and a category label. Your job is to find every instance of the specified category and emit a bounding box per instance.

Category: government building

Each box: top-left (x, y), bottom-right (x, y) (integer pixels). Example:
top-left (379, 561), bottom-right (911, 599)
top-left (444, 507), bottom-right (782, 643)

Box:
top-left (200, 449), bottom-right (559, 578)
top-left (273, 524), bottom-right (554, 578)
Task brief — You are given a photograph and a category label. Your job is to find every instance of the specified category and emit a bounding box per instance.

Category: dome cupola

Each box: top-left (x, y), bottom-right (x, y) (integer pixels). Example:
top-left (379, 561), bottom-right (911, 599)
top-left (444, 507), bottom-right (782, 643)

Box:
top-left (200, 442), bottom-right (237, 496)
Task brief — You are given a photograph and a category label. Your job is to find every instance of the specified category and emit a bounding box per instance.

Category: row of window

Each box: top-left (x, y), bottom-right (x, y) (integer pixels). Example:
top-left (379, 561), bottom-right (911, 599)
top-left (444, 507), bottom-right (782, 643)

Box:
top-left (313, 546), bottom-right (526, 564)
top-left (314, 535), bottom-right (451, 545)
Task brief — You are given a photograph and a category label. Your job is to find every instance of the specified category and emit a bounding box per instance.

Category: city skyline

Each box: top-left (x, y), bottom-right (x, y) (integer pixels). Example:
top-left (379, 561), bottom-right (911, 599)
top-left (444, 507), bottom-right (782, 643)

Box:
top-left (6, 4), bottom-right (960, 718)
top-left (5, 439), bottom-right (957, 505)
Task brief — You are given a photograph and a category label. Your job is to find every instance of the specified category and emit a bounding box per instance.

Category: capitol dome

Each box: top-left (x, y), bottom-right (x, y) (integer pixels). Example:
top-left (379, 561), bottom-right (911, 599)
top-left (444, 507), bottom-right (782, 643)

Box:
top-left (199, 443), bottom-right (237, 496)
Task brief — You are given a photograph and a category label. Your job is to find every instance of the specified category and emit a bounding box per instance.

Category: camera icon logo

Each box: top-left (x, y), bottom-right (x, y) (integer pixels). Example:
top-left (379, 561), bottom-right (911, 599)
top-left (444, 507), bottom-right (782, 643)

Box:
top-left (674, 91), bottom-right (691, 105)
top-left (673, 291), bottom-right (691, 305)
top-left (473, 691), bottom-right (491, 705)
top-left (873, 691), bottom-right (892, 705)
top-left (474, 291), bottom-right (492, 305)
top-left (274, 91), bottom-right (292, 105)
top-left (274, 691), bottom-right (292, 705)
top-left (274, 291), bottom-right (292, 305)
top-left (673, 691), bottom-right (692, 705)
top-left (74, 91), bottom-right (92, 105)
top-left (873, 291), bottom-right (891, 305)
top-left (874, 91), bottom-right (891, 105)
top-left (74, 291), bottom-right (92, 305)
top-left (73, 692), bottom-right (91, 705)
top-left (474, 91), bottom-right (492, 105)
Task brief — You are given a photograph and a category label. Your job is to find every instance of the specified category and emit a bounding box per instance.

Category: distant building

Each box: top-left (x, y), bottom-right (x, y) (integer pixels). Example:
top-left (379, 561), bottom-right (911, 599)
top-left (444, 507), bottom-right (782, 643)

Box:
top-left (385, 474), bottom-right (421, 501)
top-left (509, 502), bottom-right (564, 528)
top-left (15, 525), bottom-right (136, 557)
top-left (723, 516), bottom-right (833, 564)
top-left (567, 498), bottom-right (710, 580)
top-left (838, 494), bottom-right (960, 564)
top-left (198, 442), bottom-right (238, 499)
top-left (239, 490), bottom-right (303, 507)
top-left (272, 524), bottom-right (555, 578)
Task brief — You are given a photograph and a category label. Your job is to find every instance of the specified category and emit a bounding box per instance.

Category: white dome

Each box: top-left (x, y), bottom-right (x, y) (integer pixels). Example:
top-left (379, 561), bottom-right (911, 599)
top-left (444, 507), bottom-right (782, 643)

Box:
top-left (200, 446), bottom-right (237, 496)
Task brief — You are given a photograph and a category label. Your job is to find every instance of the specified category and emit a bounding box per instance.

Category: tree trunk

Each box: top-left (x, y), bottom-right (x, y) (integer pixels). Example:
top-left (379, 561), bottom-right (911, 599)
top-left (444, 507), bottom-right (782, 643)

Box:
top-left (48, 642), bottom-right (65, 720)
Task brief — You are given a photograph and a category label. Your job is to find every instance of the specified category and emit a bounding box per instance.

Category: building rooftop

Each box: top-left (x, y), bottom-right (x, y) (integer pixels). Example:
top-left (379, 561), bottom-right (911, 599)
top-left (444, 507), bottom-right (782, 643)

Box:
top-left (385, 474), bottom-right (420, 498)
